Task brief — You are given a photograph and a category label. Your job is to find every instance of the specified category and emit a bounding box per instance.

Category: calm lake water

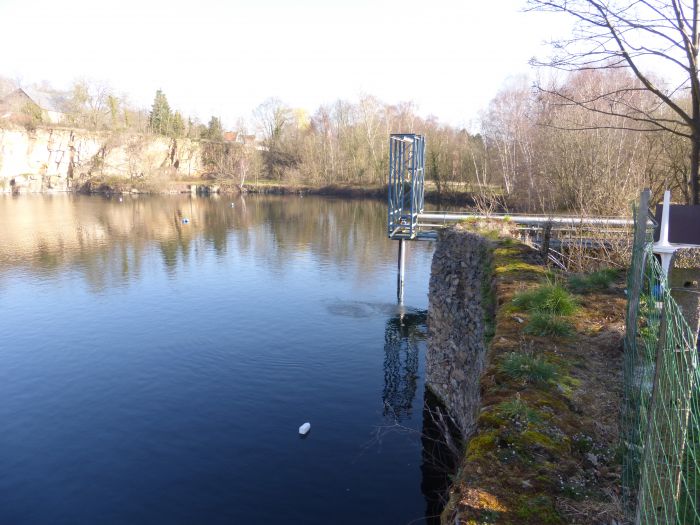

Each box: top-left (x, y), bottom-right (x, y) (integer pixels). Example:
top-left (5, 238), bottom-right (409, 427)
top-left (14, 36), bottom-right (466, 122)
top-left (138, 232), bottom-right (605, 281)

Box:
top-left (0, 194), bottom-right (439, 524)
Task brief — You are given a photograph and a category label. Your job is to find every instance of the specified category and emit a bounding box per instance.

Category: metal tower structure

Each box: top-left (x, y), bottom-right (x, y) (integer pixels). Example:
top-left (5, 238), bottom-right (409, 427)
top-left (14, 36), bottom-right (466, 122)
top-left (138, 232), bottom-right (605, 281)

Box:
top-left (388, 134), bottom-right (425, 240)
top-left (388, 133), bottom-right (426, 303)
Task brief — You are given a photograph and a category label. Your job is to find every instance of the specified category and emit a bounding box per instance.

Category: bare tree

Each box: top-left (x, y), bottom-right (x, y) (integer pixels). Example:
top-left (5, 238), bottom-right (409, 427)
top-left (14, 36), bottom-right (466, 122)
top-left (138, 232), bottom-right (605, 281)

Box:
top-left (66, 79), bottom-right (115, 130)
top-left (254, 97), bottom-right (291, 149)
top-left (528, 0), bottom-right (700, 204)
top-left (253, 98), bottom-right (297, 181)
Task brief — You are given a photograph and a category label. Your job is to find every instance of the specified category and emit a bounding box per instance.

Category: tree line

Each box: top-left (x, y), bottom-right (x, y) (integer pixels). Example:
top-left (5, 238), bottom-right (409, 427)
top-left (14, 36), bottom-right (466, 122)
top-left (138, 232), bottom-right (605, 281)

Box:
top-left (203, 80), bottom-right (691, 216)
top-left (1, 61), bottom-right (695, 215)
top-left (0, 77), bottom-right (225, 140)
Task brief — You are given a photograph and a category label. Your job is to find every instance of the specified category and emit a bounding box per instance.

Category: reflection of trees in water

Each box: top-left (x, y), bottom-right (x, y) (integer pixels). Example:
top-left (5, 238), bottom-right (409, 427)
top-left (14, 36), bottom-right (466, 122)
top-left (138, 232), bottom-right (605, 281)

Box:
top-left (0, 194), bottom-right (436, 291)
top-left (382, 310), bottom-right (426, 421)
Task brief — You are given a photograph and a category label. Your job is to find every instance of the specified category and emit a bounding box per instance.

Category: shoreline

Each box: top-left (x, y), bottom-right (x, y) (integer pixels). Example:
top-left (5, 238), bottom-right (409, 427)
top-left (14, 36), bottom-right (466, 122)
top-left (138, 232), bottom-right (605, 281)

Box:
top-left (4, 177), bottom-right (480, 206)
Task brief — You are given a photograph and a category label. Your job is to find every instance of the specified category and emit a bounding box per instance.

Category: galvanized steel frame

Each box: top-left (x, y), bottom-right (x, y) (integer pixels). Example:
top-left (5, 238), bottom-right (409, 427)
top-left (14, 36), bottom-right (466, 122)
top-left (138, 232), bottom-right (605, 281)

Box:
top-left (388, 134), bottom-right (425, 240)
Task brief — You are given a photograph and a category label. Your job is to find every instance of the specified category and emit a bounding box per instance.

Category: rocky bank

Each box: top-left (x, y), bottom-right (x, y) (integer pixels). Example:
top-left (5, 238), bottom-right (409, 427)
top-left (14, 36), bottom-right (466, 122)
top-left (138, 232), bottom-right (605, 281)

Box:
top-left (0, 127), bottom-right (203, 193)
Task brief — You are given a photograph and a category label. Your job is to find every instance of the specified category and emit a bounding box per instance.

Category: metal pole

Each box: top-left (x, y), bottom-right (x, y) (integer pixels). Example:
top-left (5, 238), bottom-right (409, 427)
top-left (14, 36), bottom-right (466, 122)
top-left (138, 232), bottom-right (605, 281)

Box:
top-left (397, 238), bottom-right (406, 303)
top-left (541, 221), bottom-right (553, 261)
top-left (653, 189), bottom-right (675, 277)
top-left (417, 212), bottom-right (637, 227)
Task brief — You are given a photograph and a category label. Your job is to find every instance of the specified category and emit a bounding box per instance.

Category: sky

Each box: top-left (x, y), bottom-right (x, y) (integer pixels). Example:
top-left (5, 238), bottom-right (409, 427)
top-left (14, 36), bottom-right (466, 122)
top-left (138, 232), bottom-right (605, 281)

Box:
top-left (0, 0), bottom-right (571, 130)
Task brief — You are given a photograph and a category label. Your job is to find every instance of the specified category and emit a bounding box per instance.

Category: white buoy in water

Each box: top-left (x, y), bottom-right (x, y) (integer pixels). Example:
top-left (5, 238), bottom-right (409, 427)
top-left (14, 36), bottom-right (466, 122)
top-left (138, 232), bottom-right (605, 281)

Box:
top-left (299, 422), bottom-right (311, 435)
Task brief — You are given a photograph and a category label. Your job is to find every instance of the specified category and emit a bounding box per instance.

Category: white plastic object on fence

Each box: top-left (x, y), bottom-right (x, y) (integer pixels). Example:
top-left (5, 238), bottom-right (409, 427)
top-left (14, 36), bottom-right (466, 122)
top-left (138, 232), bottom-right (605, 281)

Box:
top-left (653, 190), bottom-right (677, 277)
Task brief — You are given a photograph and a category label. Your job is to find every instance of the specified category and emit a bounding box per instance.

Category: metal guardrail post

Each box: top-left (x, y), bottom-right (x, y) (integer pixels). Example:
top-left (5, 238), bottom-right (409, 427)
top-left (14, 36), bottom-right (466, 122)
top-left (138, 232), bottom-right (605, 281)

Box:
top-left (540, 221), bottom-right (552, 261)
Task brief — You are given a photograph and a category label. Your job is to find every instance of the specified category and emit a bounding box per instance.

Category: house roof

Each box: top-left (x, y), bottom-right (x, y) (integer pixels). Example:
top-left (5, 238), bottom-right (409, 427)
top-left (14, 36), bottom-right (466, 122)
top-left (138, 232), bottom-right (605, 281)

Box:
top-left (2, 87), bottom-right (68, 114)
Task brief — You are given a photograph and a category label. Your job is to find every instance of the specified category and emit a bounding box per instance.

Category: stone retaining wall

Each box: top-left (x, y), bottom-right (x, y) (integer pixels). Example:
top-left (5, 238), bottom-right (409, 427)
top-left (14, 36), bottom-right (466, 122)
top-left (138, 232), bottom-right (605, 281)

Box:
top-left (426, 226), bottom-right (494, 438)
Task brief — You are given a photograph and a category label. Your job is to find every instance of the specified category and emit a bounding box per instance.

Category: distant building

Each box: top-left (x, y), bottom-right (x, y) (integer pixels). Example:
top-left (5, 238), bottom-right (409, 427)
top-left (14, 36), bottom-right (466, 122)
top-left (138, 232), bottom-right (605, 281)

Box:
top-left (240, 134), bottom-right (268, 151)
top-left (220, 132), bottom-right (266, 150)
top-left (0, 87), bottom-right (67, 124)
top-left (240, 134), bottom-right (256, 146)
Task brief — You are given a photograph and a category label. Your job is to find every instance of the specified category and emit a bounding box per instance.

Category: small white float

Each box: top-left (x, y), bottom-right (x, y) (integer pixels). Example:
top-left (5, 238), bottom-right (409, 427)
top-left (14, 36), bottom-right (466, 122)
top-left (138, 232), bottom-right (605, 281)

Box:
top-left (299, 422), bottom-right (311, 435)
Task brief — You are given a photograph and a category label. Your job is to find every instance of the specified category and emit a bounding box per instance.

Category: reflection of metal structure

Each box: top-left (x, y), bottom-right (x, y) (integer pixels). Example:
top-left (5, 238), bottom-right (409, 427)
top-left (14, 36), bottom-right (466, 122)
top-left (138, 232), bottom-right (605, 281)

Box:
top-left (382, 310), bottom-right (426, 421)
top-left (388, 134), bottom-right (425, 240)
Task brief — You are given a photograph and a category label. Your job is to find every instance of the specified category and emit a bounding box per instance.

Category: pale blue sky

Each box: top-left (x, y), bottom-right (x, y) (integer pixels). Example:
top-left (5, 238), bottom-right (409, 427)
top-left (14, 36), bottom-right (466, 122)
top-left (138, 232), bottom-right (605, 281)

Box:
top-left (0, 0), bottom-right (569, 129)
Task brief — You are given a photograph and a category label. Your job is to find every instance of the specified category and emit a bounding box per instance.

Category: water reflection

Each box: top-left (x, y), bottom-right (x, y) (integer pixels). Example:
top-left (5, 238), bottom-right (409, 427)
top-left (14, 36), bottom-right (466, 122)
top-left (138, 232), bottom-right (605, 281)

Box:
top-left (421, 389), bottom-right (461, 525)
top-left (0, 194), bottom-right (419, 292)
top-left (0, 193), bottom-right (441, 524)
top-left (382, 309), bottom-right (426, 421)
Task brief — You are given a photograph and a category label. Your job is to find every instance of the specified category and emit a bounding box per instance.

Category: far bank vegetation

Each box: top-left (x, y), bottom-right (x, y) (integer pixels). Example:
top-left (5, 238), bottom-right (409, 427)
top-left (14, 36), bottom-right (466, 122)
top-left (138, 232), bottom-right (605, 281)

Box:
top-left (0, 69), bottom-right (691, 215)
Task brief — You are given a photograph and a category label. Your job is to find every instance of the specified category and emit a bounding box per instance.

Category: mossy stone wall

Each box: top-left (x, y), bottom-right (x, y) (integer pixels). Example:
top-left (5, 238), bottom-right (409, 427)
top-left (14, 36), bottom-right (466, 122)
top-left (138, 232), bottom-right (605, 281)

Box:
top-left (426, 227), bottom-right (493, 438)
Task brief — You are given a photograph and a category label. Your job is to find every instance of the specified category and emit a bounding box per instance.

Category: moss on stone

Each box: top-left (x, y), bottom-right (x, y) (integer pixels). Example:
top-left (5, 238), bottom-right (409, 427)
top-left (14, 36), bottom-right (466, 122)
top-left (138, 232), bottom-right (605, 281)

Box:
top-left (495, 260), bottom-right (550, 276)
top-left (513, 495), bottom-right (563, 524)
top-left (478, 411), bottom-right (507, 428)
top-left (493, 247), bottom-right (521, 258)
top-left (520, 430), bottom-right (566, 454)
top-left (466, 431), bottom-right (499, 460)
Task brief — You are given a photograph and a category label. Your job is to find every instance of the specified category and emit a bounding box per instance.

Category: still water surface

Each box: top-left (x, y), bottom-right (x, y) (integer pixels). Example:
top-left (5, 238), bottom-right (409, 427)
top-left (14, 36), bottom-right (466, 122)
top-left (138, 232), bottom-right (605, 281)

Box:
top-left (0, 194), bottom-right (437, 524)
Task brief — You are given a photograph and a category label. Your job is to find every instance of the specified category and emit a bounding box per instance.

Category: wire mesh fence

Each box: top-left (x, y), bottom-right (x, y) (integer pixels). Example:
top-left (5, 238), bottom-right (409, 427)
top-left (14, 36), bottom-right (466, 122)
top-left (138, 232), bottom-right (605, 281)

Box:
top-left (622, 202), bottom-right (700, 524)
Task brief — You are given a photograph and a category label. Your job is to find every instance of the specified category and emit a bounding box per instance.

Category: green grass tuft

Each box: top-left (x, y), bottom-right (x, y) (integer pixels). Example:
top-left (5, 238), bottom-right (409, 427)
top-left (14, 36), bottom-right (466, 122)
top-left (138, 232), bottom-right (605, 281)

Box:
top-left (498, 352), bottom-right (559, 384)
top-left (524, 312), bottom-right (575, 337)
top-left (568, 268), bottom-right (620, 293)
top-left (512, 283), bottom-right (578, 315)
top-left (496, 398), bottom-right (543, 424)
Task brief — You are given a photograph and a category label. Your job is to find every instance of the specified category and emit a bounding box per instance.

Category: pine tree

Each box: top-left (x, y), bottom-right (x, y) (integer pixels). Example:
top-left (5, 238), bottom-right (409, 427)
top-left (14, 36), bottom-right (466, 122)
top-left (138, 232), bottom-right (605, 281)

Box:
top-left (171, 111), bottom-right (185, 138)
top-left (203, 116), bottom-right (223, 141)
top-left (149, 89), bottom-right (171, 135)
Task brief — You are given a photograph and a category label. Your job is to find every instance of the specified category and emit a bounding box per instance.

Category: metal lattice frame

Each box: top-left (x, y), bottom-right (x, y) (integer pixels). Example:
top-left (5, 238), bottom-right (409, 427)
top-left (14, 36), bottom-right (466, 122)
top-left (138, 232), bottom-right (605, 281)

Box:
top-left (388, 134), bottom-right (425, 239)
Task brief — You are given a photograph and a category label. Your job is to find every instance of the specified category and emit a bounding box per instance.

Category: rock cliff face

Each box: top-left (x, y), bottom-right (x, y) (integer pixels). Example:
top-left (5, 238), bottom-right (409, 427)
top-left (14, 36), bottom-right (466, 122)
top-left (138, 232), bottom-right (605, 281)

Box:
top-left (426, 227), bottom-right (494, 438)
top-left (0, 127), bottom-right (203, 193)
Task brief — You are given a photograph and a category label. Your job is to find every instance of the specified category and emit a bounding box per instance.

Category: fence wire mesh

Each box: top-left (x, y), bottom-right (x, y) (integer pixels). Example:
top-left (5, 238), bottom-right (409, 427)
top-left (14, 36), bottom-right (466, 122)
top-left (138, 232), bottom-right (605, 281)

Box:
top-left (622, 206), bottom-right (700, 524)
